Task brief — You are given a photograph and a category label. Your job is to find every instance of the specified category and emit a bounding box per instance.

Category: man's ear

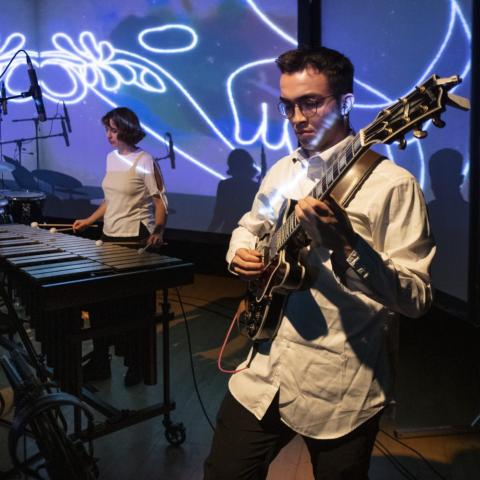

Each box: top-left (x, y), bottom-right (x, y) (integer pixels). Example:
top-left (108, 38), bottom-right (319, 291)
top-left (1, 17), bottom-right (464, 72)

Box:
top-left (340, 93), bottom-right (355, 116)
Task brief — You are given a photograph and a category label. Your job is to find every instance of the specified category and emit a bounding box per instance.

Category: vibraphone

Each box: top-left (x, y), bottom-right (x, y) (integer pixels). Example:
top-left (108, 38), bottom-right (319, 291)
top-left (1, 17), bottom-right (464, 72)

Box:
top-left (0, 224), bottom-right (194, 441)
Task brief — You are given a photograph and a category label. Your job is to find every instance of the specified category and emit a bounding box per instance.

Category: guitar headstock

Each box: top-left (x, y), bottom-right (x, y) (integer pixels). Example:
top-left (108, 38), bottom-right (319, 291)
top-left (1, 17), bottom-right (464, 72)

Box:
top-left (360, 74), bottom-right (470, 149)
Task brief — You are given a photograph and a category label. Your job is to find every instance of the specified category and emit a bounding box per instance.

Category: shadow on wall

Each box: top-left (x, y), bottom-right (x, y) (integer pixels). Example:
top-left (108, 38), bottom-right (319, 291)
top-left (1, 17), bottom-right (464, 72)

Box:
top-left (208, 148), bottom-right (262, 234)
top-left (426, 148), bottom-right (469, 301)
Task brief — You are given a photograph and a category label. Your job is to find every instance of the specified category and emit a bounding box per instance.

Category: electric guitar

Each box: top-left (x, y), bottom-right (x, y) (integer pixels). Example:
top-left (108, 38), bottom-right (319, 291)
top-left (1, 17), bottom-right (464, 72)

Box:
top-left (237, 74), bottom-right (470, 342)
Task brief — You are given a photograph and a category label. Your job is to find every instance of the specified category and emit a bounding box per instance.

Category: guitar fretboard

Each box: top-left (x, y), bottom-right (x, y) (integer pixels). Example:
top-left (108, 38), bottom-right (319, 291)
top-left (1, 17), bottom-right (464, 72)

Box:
top-left (272, 134), bottom-right (365, 254)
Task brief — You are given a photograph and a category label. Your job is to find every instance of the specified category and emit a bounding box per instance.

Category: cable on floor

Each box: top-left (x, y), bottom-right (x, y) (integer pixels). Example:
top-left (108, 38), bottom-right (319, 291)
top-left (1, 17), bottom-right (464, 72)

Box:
top-left (175, 288), bottom-right (215, 432)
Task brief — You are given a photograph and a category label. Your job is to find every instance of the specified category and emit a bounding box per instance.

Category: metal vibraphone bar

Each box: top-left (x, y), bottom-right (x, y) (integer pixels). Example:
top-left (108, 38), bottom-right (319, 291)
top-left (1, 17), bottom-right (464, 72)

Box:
top-left (0, 224), bottom-right (194, 442)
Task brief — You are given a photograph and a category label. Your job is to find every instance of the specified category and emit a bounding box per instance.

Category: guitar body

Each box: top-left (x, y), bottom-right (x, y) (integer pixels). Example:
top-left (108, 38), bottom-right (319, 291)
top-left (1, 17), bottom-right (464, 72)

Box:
top-left (238, 199), bottom-right (307, 341)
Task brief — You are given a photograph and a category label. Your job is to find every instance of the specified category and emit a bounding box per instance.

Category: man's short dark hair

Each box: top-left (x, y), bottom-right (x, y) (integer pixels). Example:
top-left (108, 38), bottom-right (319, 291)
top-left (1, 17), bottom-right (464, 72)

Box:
top-left (102, 107), bottom-right (146, 146)
top-left (276, 47), bottom-right (354, 97)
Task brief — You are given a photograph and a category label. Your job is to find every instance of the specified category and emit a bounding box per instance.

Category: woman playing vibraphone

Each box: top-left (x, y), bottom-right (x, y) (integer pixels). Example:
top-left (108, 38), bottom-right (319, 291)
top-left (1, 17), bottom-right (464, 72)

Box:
top-left (73, 107), bottom-right (168, 387)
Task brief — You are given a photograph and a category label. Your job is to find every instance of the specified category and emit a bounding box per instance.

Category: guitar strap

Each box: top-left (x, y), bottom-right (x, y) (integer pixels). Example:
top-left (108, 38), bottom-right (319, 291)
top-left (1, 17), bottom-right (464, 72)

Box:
top-left (330, 149), bottom-right (385, 207)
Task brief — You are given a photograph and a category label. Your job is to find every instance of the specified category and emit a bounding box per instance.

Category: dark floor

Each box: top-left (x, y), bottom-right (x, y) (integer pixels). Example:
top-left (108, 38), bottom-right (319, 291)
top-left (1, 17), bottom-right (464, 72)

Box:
top-left (1, 274), bottom-right (480, 479)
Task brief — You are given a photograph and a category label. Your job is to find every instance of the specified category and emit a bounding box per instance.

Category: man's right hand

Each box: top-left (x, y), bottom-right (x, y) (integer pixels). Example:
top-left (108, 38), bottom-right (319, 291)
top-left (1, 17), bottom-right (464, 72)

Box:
top-left (230, 248), bottom-right (264, 280)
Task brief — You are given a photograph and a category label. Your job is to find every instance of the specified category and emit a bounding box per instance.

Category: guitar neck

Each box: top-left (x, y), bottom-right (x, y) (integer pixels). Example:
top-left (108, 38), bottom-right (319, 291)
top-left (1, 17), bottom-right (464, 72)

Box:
top-left (271, 134), bottom-right (367, 254)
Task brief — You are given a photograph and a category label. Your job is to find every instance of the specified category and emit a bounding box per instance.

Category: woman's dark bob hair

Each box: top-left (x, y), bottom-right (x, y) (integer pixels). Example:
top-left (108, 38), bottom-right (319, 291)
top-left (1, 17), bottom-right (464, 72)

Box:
top-left (101, 107), bottom-right (146, 146)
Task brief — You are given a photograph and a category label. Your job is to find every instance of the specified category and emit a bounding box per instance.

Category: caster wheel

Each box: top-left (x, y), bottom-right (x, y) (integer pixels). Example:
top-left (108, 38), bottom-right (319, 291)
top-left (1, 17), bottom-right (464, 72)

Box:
top-left (164, 422), bottom-right (186, 446)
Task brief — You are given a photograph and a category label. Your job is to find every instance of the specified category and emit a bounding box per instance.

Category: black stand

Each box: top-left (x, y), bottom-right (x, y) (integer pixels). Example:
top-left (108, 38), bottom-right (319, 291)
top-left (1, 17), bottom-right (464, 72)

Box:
top-left (0, 92), bottom-right (69, 170)
top-left (61, 288), bottom-right (185, 445)
top-left (0, 283), bottom-right (98, 479)
top-left (11, 113), bottom-right (70, 169)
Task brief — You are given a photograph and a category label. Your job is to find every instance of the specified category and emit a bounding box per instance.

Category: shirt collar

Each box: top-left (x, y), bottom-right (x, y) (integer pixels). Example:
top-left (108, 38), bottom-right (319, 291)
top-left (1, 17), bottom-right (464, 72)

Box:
top-left (292, 134), bottom-right (354, 166)
top-left (291, 135), bottom-right (354, 181)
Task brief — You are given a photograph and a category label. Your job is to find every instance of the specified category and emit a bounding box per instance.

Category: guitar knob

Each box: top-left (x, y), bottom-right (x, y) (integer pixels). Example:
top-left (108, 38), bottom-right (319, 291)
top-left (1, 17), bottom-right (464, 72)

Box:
top-left (432, 116), bottom-right (446, 128)
top-left (413, 128), bottom-right (428, 139)
top-left (397, 137), bottom-right (407, 150)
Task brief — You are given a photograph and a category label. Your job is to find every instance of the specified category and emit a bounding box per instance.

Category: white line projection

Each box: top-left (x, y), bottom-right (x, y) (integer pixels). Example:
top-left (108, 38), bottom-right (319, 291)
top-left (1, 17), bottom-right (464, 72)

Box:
top-left (0, 0), bottom-right (471, 190)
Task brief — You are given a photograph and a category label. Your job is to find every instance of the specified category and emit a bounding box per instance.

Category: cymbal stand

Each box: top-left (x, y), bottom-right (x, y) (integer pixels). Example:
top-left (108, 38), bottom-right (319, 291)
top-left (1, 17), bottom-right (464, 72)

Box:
top-left (11, 116), bottom-right (40, 168)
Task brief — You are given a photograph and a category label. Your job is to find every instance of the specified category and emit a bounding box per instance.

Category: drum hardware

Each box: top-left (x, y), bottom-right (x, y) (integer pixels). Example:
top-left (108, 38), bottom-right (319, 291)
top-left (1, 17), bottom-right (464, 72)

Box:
top-left (0, 283), bottom-right (98, 479)
top-left (0, 190), bottom-right (46, 224)
top-left (0, 126), bottom-right (69, 170)
top-left (0, 197), bottom-right (12, 224)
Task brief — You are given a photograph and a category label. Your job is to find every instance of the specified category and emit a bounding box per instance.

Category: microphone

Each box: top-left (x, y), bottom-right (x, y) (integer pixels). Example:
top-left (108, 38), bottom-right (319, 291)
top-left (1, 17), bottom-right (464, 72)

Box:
top-left (61, 119), bottom-right (70, 147)
top-left (26, 56), bottom-right (46, 122)
top-left (63, 101), bottom-right (72, 133)
top-left (166, 132), bottom-right (176, 169)
top-left (1, 82), bottom-right (7, 115)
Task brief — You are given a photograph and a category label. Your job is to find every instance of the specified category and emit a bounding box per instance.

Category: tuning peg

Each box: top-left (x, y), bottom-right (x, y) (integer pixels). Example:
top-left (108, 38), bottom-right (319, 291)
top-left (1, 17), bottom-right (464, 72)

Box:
top-left (413, 127), bottom-right (428, 139)
top-left (397, 137), bottom-right (407, 150)
top-left (432, 116), bottom-right (446, 128)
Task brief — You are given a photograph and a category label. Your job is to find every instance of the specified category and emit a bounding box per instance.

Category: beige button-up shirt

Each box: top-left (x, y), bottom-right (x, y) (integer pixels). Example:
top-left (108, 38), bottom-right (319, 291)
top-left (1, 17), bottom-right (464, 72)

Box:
top-left (227, 136), bottom-right (435, 439)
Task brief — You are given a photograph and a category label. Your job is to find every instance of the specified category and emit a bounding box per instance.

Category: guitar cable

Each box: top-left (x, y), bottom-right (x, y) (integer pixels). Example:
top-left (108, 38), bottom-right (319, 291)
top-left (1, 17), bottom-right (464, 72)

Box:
top-left (216, 307), bottom-right (248, 375)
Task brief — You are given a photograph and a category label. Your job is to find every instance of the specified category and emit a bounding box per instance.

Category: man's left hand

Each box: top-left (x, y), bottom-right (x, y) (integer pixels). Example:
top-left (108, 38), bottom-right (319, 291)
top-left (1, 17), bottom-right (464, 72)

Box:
top-left (295, 195), bottom-right (357, 255)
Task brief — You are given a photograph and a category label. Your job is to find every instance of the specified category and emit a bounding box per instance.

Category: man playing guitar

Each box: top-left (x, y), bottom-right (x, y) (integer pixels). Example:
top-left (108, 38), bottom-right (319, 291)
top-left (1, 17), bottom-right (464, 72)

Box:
top-left (204, 46), bottom-right (436, 480)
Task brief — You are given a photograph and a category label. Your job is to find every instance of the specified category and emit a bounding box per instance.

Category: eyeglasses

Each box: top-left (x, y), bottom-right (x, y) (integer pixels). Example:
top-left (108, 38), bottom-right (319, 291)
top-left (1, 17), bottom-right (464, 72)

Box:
top-left (277, 95), bottom-right (335, 119)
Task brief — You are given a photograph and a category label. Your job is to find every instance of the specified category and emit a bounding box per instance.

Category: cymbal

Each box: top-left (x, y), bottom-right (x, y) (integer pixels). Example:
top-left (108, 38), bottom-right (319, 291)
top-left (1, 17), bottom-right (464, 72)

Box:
top-left (32, 169), bottom-right (82, 189)
top-left (0, 162), bottom-right (14, 172)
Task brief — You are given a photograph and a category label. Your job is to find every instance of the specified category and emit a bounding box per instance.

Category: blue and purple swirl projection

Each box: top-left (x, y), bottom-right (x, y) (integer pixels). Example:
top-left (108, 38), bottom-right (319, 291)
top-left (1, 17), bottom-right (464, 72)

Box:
top-left (0, 0), bottom-right (472, 299)
top-left (321, 0), bottom-right (472, 301)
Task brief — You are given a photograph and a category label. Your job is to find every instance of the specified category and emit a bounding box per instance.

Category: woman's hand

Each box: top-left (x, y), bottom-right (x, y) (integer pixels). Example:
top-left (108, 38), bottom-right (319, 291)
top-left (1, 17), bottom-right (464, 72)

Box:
top-left (146, 224), bottom-right (165, 247)
top-left (73, 202), bottom-right (106, 233)
top-left (72, 218), bottom-right (92, 233)
top-left (146, 232), bottom-right (164, 247)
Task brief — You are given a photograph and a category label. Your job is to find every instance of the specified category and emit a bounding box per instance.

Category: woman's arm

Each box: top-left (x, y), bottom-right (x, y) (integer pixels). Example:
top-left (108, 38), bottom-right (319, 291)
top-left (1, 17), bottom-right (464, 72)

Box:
top-left (146, 196), bottom-right (167, 246)
top-left (72, 201), bottom-right (107, 232)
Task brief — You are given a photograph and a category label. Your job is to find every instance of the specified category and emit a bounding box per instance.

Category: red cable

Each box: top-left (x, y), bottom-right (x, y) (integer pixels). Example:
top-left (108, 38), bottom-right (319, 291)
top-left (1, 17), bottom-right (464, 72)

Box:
top-left (217, 308), bottom-right (248, 374)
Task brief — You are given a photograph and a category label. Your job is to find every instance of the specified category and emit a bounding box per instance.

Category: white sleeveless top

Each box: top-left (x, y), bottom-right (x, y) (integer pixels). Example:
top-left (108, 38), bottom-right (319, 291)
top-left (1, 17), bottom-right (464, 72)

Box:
top-left (102, 149), bottom-right (167, 237)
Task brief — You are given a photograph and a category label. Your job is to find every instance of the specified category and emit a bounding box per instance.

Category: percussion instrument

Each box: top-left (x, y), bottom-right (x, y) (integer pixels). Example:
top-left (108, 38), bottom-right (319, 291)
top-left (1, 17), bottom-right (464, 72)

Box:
top-left (0, 197), bottom-right (12, 224)
top-left (1, 190), bottom-right (46, 224)
top-left (0, 224), bottom-right (194, 439)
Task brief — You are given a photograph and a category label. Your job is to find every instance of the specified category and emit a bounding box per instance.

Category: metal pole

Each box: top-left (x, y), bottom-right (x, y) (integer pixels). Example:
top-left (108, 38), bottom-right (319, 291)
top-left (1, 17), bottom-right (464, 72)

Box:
top-left (468, 0), bottom-right (480, 326)
top-left (297, 0), bottom-right (321, 48)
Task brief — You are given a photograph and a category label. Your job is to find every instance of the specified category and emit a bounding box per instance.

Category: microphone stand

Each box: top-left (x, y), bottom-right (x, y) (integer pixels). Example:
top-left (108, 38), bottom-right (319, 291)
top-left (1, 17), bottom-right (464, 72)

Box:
top-left (0, 132), bottom-right (67, 153)
top-left (0, 92), bottom-right (67, 170)
top-left (11, 115), bottom-right (70, 170)
top-left (155, 132), bottom-right (176, 169)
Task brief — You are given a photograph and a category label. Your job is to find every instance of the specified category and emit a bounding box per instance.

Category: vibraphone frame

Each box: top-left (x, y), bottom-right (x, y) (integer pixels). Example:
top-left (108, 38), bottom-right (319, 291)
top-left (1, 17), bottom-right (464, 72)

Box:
top-left (0, 224), bottom-right (194, 443)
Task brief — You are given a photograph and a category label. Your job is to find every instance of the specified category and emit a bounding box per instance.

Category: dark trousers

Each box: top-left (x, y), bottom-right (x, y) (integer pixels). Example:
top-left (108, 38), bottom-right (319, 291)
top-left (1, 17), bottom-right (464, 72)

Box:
top-left (204, 391), bottom-right (381, 480)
